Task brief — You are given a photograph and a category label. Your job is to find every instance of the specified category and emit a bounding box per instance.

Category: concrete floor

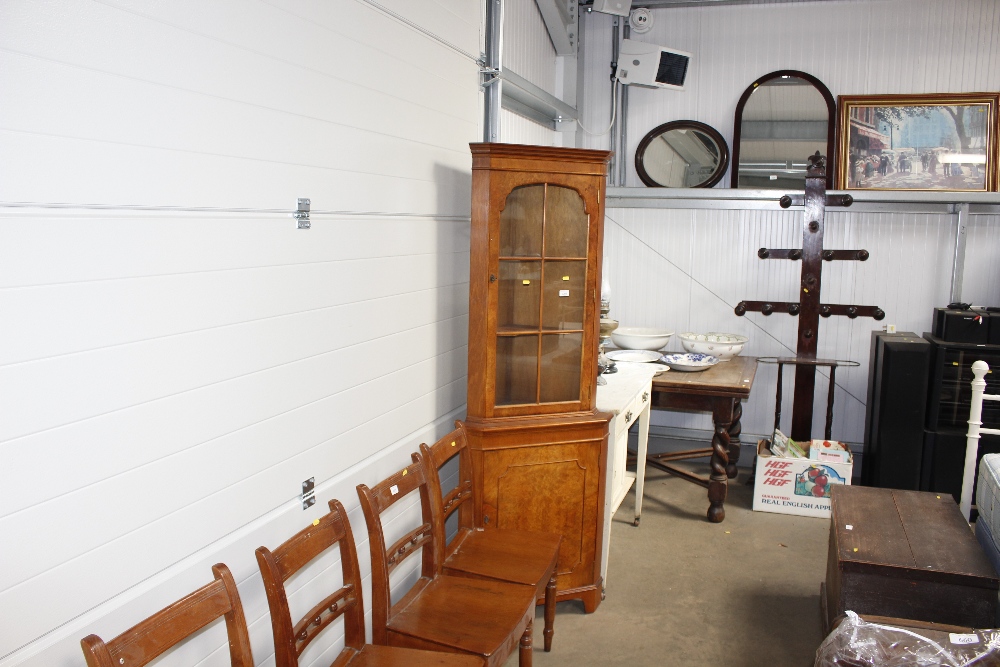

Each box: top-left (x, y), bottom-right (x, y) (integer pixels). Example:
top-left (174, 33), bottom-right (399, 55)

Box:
top-left (507, 464), bottom-right (831, 667)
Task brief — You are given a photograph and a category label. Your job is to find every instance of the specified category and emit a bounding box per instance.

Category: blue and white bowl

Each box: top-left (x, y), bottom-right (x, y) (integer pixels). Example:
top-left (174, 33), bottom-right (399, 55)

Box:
top-left (659, 352), bottom-right (720, 372)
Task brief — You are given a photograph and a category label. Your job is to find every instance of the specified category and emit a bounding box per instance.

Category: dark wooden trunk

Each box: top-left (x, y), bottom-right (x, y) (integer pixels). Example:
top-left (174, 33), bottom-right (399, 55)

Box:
top-left (825, 486), bottom-right (998, 629)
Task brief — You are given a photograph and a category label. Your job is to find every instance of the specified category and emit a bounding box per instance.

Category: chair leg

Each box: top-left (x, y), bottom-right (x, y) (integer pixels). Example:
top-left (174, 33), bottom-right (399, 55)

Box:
top-left (543, 574), bottom-right (556, 652)
top-left (519, 619), bottom-right (533, 667)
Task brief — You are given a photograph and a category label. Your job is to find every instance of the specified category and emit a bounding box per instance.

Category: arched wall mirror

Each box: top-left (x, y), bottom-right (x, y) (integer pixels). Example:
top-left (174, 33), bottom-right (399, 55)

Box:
top-left (635, 120), bottom-right (729, 188)
top-left (731, 70), bottom-right (836, 189)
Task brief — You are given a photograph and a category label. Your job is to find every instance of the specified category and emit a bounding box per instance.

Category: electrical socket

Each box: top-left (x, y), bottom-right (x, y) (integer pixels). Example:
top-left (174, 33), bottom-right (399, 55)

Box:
top-left (301, 477), bottom-right (316, 509)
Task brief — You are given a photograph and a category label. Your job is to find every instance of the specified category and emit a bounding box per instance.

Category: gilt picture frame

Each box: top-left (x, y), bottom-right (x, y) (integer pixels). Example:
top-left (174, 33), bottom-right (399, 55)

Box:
top-left (835, 93), bottom-right (1000, 192)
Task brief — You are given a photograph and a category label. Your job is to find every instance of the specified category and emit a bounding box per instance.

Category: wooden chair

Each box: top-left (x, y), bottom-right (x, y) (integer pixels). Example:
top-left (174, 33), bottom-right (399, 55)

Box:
top-left (256, 498), bottom-right (481, 667)
top-left (357, 459), bottom-right (537, 667)
top-left (417, 424), bottom-right (561, 651)
top-left (80, 563), bottom-right (253, 667)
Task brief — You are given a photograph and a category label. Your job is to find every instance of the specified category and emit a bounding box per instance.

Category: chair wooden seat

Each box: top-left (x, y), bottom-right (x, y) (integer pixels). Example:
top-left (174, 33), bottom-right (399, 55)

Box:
top-left (443, 528), bottom-right (561, 587)
top-left (419, 425), bottom-right (561, 651)
top-left (343, 644), bottom-right (485, 666)
top-left (80, 563), bottom-right (253, 667)
top-left (256, 499), bottom-right (481, 667)
top-left (358, 460), bottom-right (538, 667)
top-left (388, 574), bottom-right (535, 657)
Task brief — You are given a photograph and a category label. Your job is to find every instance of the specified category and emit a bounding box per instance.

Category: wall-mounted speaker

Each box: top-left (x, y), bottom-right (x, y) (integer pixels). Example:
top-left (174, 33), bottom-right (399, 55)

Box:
top-left (615, 39), bottom-right (691, 91)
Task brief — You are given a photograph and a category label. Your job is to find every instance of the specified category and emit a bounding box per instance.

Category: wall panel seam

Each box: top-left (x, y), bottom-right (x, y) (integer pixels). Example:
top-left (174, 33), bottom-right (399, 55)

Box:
top-left (85, 0), bottom-right (479, 97)
top-left (0, 125), bottom-right (474, 176)
top-left (0, 253), bottom-right (471, 292)
top-left (0, 377), bottom-right (467, 599)
top-left (0, 330), bottom-right (468, 448)
top-left (0, 302), bottom-right (469, 372)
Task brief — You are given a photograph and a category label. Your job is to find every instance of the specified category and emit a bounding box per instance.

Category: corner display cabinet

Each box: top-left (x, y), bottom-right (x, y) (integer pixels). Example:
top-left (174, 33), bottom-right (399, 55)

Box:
top-left (461, 143), bottom-right (613, 612)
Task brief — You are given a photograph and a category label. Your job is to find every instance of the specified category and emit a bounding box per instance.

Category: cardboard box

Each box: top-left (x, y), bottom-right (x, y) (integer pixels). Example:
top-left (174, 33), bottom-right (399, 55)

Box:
top-left (753, 440), bottom-right (853, 518)
top-left (809, 439), bottom-right (851, 463)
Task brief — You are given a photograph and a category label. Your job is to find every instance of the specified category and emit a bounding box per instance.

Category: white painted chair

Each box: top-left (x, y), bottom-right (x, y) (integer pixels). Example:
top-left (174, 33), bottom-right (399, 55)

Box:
top-left (963, 360), bottom-right (1000, 521)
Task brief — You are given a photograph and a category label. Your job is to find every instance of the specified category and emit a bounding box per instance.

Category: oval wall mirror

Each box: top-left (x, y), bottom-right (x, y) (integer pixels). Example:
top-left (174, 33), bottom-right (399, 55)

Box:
top-left (731, 70), bottom-right (836, 189)
top-left (635, 120), bottom-right (729, 188)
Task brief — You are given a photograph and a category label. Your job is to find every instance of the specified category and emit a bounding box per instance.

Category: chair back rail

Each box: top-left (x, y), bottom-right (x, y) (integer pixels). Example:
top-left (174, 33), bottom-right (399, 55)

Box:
top-left (357, 459), bottom-right (447, 644)
top-left (80, 564), bottom-right (253, 667)
top-left (255, 499), bottom-right (366, 666)
top-left (417, 425), bottom-right (477, 558)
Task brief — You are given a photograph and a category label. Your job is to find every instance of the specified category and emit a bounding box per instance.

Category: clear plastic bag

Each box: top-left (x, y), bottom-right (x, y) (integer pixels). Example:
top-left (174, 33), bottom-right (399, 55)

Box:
top-left (815, 611), bottom-right (1000, 666)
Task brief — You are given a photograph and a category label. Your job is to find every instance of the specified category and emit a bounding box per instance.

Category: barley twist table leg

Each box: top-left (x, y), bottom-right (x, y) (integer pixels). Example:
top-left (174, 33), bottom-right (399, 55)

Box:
top-left (708, 416), bottom-right (731, 523)
top-left (726, 399), bottom-right (743, 479)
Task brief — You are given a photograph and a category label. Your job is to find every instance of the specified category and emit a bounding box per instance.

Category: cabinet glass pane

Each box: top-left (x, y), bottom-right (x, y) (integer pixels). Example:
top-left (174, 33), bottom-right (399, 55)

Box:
top-left (496, 334), bottom-right (539, 405)
top-left (544, 186), bottom-right (588, 258)
top-left (500, 185), bottom-right (544, 257)
top-left (542, 260), bottom-right (587, 330)
top-left (539, 333), bottom-right (583, 403)
top-left (498, 261), bottom-right (541, 330)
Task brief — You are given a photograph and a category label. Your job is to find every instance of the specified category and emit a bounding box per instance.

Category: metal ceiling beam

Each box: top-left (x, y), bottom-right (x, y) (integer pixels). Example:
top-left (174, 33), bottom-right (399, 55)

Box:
top-left (483, 0), bottom-right (503, 142)
top-left (535, 0), bottom-right (578, 55)
top-left (590, 0), bottom-right (837, 8)
top-left (500, 69), bottom-right (578, 130)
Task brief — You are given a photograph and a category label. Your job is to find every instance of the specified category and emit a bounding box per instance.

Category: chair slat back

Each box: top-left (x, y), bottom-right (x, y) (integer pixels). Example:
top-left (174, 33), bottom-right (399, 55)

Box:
top-left (256, 499), bottom-right (366, 667)
top-left (418, 426), bottom-right (476, 557)
top-left (363, 460), bottom-right (427, 513)
top-left (357, 459), bottom-right (442, 644)
top-left (80, 564), bottom-right (253, 667)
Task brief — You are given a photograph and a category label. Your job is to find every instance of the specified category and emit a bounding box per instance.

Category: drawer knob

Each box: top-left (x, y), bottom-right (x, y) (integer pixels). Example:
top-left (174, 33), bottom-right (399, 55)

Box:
top-left (624, 410), bottom-right (633, 422)
top-left (642, 392), bottom-right (649, 402)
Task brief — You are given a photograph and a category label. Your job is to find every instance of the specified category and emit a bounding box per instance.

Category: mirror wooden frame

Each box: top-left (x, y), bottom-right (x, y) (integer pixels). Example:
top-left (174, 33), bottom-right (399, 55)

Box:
top-left (635, 120), bottom-right (729, 188)
top-left (731, 70), bottom-right (836, 189)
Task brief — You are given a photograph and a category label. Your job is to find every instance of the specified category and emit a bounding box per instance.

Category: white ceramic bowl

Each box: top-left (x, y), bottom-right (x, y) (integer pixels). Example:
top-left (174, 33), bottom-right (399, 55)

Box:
top-left (610, 327), bottom-right (674, 351)
top-left (678, 332), bottom-right (748, 361)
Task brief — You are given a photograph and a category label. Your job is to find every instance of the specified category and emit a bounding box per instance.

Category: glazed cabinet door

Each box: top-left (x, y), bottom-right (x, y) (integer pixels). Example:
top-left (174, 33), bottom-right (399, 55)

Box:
top-left (495, 183), bottom-right (591, 413)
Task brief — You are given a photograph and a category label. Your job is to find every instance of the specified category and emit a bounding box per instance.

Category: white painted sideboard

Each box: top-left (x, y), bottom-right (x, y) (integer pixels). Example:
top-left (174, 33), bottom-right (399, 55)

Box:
top-left (596, 361), bottom-right (657, 586)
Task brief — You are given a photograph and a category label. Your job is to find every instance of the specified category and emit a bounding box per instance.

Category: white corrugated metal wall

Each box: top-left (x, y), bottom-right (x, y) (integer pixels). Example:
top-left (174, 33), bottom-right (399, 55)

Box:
top-left (0, 1), bottom-right (488, 665)
top-left (501, 0), bottom-right (564, 144)
top-left (582, 0), bottom-right (1000, 444)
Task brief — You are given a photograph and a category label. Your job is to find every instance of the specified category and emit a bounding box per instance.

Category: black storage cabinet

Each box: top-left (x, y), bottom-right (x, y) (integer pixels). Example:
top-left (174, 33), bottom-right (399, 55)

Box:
top-left (923, 333), bottom-right (1000, 501)
top-left (863, 331), bottom-right (930, 489)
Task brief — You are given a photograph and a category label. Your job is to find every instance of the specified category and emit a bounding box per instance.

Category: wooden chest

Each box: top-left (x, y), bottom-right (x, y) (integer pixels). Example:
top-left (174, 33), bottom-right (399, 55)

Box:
top-left (825, 486), bottom-right (998, 629)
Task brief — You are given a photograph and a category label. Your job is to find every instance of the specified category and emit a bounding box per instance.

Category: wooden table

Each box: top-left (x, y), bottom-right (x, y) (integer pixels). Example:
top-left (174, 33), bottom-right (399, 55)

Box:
top-left (647, 355), bottom-right (757, 523)
top-left (824, 485), bottom-right (999, 630)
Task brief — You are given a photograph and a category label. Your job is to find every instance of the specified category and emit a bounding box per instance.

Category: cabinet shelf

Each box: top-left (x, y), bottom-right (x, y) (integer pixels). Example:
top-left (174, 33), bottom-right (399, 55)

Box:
top-left (496, 327), bottom-right (585, 335)
top-left (499, 256), bottom-right (589, 261)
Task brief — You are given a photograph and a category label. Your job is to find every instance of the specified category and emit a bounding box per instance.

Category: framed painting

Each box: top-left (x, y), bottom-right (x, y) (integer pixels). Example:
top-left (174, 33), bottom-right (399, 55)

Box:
top-left (835, 93), bottom-right (1000, 191)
